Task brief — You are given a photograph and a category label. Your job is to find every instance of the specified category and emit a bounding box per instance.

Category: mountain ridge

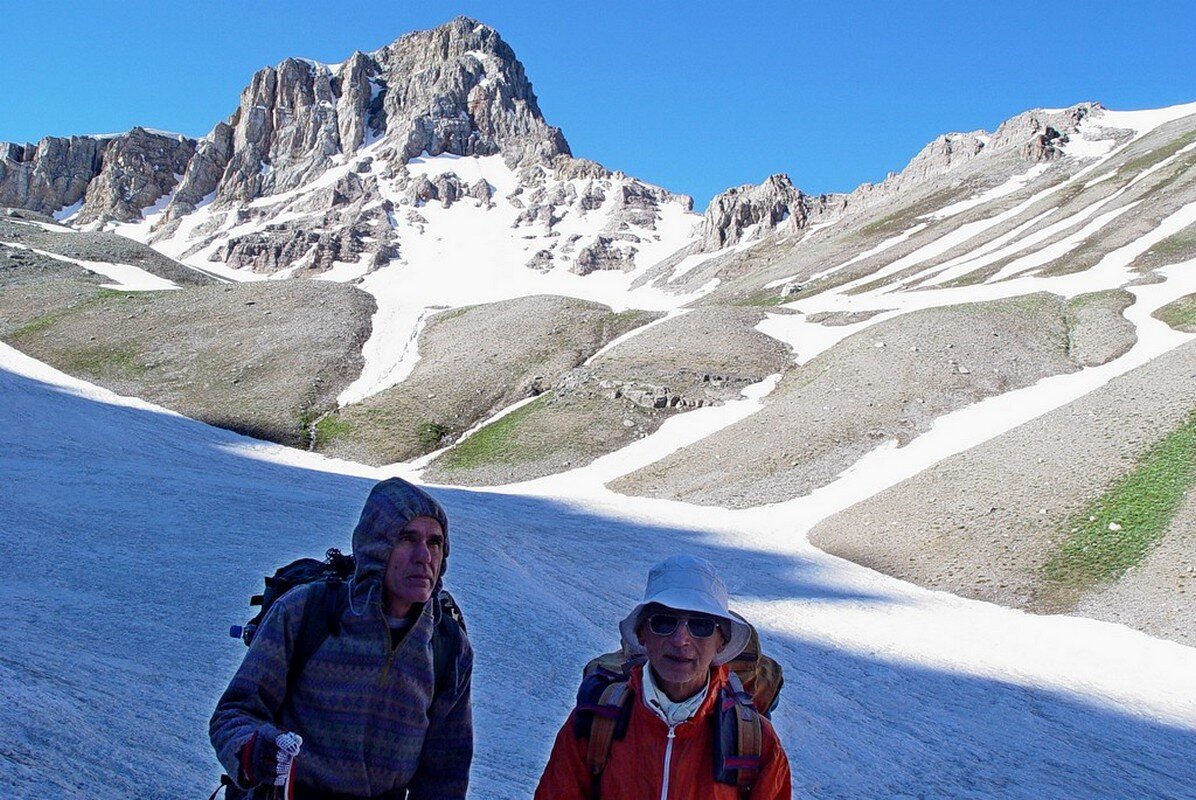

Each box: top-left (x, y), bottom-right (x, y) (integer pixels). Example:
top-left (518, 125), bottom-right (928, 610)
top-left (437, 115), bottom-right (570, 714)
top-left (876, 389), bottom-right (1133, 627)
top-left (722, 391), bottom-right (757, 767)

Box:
top-left (1, 17), bottom-right (1194, 649)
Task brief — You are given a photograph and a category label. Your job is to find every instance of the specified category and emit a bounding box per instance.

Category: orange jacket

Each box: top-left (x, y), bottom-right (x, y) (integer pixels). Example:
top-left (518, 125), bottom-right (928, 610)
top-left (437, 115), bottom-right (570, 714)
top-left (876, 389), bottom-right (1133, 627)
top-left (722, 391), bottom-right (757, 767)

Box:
top-left (534, 665), bottom-right (792, 799)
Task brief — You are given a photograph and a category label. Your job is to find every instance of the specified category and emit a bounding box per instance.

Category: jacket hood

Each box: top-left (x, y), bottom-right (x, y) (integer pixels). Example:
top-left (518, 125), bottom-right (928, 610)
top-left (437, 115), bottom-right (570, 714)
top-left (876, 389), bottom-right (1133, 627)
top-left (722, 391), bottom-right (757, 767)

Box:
top-left (351, 477), bottom-right (450, 590)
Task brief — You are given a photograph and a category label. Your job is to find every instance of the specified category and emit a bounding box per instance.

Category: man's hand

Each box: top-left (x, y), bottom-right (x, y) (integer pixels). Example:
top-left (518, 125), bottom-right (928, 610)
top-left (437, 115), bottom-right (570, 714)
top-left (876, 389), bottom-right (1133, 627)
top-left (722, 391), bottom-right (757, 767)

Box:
top-left (240, 729), bottom-right (302, 787)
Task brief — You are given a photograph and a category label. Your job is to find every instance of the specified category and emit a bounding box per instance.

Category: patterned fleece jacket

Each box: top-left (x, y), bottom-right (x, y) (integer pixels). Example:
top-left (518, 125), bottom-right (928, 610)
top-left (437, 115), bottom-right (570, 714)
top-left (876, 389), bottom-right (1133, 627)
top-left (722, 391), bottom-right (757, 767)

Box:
top-left (210, 478), bottom-right (473, 799)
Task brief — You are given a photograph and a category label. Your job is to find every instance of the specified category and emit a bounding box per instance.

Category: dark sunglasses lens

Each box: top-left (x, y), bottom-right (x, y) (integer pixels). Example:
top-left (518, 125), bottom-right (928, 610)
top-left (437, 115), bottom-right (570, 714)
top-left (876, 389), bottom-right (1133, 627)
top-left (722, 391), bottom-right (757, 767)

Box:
top-left (648, 614), bottom-right (718, 638)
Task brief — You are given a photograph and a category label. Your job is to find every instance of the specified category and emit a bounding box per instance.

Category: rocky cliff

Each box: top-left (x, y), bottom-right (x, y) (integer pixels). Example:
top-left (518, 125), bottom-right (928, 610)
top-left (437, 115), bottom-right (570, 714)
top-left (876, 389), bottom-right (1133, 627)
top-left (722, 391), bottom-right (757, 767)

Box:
top-left (0, 129), bottom-right (195, 222)
top-left (0, 17), bottom-right (569, 230)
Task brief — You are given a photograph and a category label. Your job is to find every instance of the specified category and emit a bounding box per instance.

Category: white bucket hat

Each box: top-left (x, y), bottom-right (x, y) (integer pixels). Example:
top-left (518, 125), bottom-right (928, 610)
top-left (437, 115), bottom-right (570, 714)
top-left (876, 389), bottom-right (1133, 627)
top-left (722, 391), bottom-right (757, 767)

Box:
top-left (618, 555), bottom-right (752, 666)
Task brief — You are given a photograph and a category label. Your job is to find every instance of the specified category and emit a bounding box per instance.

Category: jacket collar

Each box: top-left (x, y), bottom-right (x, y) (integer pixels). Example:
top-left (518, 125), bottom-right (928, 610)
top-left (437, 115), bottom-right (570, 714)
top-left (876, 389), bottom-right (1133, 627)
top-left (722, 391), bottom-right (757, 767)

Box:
top-left (629, 663), bottom-right (728, 733)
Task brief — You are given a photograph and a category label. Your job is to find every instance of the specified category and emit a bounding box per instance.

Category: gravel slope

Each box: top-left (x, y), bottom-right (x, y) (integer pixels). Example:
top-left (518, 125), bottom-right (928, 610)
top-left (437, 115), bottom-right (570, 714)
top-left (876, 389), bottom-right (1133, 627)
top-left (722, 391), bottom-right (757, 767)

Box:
top-left (612, 292), bottom-right (1136, 508)
top-left (319, 295), bottom-right (658, 465)
top-left (809, 339), bottom-right (1196, 645)
top-left (0, 260), bottom-right (373, 448)
top-left (424, 305), bottom-right (793, 485)
top-left (1, 210), bottom-right (217, 286)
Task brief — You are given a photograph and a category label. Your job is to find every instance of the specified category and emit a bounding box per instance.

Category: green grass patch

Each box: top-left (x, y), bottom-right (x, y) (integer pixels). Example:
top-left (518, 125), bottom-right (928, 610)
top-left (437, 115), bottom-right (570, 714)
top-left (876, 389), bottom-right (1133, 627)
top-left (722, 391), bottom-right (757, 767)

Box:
top-left (9, 313), bottom-right (61, 339)
top-left (313, 414), bottom-right (352, 449)
top-left (62, 344), bottom-right (146, 378)
top-left (438, 396), bottom-right (547, 469)
top-left (417, 421), bottom-right (451, 449)
top-left (730, 287), bottom-right (790, 307)
top-left (95, 288), bottom-right (140, 300)
top-left (1134, 230), bottom-right (1196, 272)
top-left (1154, 294), bottom-right (1196, 331)
top-left (1043, 410), bottom-right (1196, 592)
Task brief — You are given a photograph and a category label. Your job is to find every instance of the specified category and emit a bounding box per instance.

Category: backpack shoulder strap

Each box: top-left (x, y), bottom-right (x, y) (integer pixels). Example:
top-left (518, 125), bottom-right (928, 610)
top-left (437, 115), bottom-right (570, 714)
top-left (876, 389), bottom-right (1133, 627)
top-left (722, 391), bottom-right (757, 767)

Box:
top-left (286, 580), bottom-right (348, 697)
top-left (583, 679), bottom-right (633, 782)
top-left (571, 665), bottom-right (636, 796)
top-left (431, 590), bottom-right (466, 695)
top-left (715, 671), bottom-right (764, 800)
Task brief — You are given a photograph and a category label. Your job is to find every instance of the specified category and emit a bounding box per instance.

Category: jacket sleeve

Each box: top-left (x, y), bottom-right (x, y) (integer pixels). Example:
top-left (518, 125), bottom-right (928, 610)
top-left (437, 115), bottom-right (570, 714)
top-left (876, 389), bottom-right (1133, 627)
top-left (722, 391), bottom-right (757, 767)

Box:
top-left (750, 716), bottom-right (793, 800)
top-left (209, 596), bottom-right (296, 786)
top-left (533, 711), bottom-right (593, 800)
top-left (406, 631), bottom-right (475, 800)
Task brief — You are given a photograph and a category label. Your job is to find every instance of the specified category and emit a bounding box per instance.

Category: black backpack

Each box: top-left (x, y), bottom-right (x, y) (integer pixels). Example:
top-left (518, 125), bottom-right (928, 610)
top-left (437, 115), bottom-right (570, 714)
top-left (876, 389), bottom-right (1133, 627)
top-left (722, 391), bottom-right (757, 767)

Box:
top-left (230, 548), bottom-right (467, 695)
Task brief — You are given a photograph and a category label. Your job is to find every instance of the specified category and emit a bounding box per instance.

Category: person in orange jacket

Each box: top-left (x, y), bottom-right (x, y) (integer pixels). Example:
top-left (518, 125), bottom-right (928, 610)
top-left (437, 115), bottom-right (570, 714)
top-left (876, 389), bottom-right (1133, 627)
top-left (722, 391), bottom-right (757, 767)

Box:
top-left (534, 556), bottom-right (792, 799)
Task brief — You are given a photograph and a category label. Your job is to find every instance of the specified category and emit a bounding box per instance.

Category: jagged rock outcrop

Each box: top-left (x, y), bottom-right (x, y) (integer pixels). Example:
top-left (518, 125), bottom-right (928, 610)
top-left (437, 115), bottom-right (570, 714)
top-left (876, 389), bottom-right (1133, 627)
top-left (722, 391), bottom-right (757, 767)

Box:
top-left (74, 129), bottom-right (196, 224)
top-left (159, 123), bottom-right (235, 221)
top-left (0, 129), bottom-right (196, 224)
top-left (373, 17), bottom-right (569, 166)
top-left (572, 235), bottom-right (637, 275)
top-left (699, 174), bottom-right (840, 251)
top-left (849, 103), bottom-right (1104, 210)
top-left (189, 15), bottom-right (568, 212)
top-left (0, 136), bottom-right (105, 215)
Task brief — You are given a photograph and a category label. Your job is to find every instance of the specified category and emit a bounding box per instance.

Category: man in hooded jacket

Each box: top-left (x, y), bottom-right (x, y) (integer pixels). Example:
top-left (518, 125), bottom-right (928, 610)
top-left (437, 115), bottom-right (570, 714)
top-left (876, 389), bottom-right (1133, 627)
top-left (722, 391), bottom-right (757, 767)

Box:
top-left (211, 477), bottom-right (472, 799)
top-left (534, 555), bottom-right (791, 799)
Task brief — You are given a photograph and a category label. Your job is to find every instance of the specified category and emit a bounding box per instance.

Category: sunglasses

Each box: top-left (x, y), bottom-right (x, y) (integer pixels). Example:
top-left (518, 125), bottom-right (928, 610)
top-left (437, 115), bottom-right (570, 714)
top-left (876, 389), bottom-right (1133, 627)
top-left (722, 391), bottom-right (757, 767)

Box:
top-left (647, 613), bottom-right (720, 639)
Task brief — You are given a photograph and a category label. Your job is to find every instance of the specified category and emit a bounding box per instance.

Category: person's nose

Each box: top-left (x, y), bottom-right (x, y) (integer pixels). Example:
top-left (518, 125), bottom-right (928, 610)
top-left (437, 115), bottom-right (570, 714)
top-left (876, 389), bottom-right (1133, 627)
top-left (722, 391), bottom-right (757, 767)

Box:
top-left (413, 539), bottom-right (432, 566)
top-left (668, 621), bottom-right (695, 647)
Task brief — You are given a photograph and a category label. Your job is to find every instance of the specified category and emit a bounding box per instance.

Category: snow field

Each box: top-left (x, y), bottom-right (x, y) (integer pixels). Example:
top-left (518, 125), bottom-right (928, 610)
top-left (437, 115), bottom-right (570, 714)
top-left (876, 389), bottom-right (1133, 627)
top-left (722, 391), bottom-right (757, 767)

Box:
top-left (4, 341), bottom-right (1195, 798)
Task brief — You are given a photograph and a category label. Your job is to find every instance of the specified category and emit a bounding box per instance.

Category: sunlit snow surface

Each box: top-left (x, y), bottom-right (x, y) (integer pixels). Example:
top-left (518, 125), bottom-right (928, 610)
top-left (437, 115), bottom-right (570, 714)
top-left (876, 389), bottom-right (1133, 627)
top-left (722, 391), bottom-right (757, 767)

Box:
top-left (8, 102), bottom-right (1196, 797)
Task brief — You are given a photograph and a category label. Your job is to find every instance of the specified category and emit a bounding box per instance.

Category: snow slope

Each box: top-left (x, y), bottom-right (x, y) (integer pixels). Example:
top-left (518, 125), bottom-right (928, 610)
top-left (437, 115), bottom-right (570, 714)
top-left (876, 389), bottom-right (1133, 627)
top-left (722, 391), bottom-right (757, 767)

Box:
top-left (3, 341), bottom-right (1194, 799)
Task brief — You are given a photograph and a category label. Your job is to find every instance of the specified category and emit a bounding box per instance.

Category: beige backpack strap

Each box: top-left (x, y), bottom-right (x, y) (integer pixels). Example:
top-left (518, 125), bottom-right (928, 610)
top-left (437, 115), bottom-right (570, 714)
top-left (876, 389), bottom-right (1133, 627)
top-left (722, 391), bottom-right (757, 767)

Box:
top-left (585, 680), bottom-right (632, 780)
top-left (725, 672), bottom-right (763, 799)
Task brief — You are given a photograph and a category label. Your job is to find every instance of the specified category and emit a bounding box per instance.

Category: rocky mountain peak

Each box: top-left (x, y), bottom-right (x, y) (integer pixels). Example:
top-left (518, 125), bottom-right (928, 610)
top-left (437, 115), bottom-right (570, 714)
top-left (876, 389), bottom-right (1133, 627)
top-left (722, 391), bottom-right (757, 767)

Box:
top-left (370, 16), bottom-right (569, 166)
top-left (173, 16), bottom-right (569, 212)
top-left (698, 174), bottom-right (843, 252)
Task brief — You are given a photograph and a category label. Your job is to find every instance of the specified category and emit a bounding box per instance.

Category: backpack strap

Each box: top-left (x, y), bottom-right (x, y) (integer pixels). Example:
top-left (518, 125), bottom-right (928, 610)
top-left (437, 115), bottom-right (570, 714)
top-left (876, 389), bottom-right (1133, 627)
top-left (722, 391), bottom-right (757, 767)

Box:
top-left (714, 671), bottom-right (763, 799)
top-left (572, 665), bottom-right (636, 797)
top-left (431, 590), bottom-right (466, 695)
top-left (584, 680), bottom-right (633, 782)
top-left (286, 580), bottom-right (348, 697)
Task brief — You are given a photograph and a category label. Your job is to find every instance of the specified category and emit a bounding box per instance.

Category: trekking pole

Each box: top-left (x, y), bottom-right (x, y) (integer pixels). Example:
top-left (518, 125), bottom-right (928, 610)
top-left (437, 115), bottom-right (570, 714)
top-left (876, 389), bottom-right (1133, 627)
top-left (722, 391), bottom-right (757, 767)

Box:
top-left (272, 732), bottom-right (303, 800)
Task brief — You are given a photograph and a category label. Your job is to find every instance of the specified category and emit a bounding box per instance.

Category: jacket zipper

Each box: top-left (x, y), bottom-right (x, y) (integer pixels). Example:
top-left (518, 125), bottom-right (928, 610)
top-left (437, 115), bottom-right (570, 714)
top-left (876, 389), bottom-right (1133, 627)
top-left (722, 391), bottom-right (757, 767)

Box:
top-left (660, 724), bottom-right (677, 800)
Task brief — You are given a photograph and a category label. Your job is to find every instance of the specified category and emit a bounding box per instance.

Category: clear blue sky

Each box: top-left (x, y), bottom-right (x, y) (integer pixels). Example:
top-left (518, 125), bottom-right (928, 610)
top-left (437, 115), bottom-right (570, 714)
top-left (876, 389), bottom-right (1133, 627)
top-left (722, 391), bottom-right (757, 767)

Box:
top-left (3, 1), bottom-right (1193, 208)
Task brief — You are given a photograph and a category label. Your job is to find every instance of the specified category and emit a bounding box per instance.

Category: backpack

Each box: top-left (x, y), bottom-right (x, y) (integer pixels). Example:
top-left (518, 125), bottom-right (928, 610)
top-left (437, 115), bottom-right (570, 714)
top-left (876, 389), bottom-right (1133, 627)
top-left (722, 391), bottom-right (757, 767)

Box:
top-left (213, 549), bottom-right (468, 800)
top-left (230, 548), bottom-right (467, 693)
top-left (574, 622), bottom-right (782, 799)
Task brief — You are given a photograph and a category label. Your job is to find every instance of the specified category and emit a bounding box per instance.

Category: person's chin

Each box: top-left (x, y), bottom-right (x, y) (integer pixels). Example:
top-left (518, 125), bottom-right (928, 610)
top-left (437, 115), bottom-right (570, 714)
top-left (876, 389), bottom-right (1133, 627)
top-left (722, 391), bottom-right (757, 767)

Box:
top-left (657, 659), bottom-right (698, 683)
top-left (400, 584), bottom-right (433, 604)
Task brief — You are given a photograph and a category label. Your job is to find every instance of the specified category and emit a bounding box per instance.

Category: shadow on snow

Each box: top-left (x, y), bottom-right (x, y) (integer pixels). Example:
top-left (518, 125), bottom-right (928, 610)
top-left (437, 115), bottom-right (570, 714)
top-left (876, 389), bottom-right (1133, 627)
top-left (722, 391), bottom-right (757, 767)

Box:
top-left (1, 368), bottom-right (1192, 799)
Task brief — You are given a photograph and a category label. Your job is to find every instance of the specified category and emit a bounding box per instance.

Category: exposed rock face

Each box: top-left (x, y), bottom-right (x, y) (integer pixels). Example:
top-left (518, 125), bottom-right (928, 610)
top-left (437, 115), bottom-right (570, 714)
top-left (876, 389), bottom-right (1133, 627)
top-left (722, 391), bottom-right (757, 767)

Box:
top-left (699, 174), bottom-right (807, 251)
top-left (698, 174), bottom-right (846, 252)
top-left (0, 136), bottom-right (105, 215)
top-left (572, 235), bottom-right (637, 275)
top-left (74, 129), bottom-right (196, 224)
top-left (189, 15), bottom-right (567, 212)
top-left (373, 17), bottom-right (569, 166)
top-left (0, 129), bottom-right (196, 224)
top-left (849, 104), bottom-right (1103, 210)
top-left (161, 123), bottom-right (235, 219)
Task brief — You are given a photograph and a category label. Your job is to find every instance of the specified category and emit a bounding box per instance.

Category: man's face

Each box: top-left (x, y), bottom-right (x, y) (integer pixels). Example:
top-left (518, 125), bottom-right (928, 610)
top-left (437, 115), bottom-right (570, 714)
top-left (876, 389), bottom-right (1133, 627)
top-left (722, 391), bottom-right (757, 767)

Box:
top-left (637, 604), bottom-right (727, 701)
top-left (383, 515), bottom-right (445, 617)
